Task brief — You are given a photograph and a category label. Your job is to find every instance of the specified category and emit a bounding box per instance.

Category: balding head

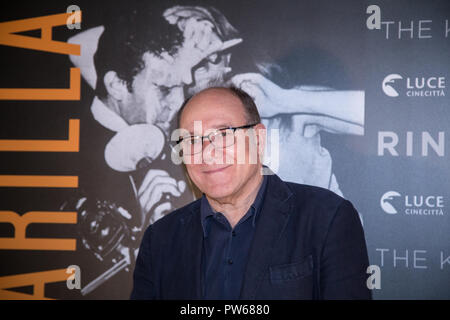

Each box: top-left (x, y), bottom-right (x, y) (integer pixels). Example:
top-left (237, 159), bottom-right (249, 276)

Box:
top-left (176, 85), bottom-right (266, 204)
top-left (178, 86), bottom-right (261, 129)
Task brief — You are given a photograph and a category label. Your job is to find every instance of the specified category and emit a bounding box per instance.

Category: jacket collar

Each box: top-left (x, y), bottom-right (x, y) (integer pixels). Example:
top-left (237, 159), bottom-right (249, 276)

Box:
top-left (239, 172), bottom-right (293, 299)
top-left (199, 174), bottom-right (268, 236)
top-left (175, 199), bottom-right (203, 299)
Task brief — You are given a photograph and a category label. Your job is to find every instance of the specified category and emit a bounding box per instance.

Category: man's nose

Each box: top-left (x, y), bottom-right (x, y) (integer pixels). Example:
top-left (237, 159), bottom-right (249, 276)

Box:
top-left (201, 138), bottom-right (216, 162)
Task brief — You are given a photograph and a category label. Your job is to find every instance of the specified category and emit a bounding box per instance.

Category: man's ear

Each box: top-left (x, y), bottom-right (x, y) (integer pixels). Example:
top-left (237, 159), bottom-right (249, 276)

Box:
top-left (103, 71), bottom-right (129, 101)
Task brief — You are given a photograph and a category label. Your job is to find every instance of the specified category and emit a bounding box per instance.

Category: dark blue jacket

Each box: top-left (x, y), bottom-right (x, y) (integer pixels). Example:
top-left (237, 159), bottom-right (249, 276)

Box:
top-left (130, 173), bottom-right (371, 300)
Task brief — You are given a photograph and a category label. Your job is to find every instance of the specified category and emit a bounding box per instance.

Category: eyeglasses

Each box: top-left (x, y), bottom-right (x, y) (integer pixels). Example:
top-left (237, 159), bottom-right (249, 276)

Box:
top-left (176, 123), bottom-right (259, 156)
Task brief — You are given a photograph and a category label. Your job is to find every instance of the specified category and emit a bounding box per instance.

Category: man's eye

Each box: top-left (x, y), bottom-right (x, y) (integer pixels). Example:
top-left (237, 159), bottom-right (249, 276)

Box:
top-left (159, 86), bottom-right (171, 96)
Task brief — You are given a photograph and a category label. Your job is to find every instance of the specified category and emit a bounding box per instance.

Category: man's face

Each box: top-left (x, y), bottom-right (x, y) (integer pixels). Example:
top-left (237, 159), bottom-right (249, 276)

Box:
top-left (125, 44), bottom-right (230, 130)
top-left (125, 51), bottom-right (192, 129)
top-left (179, 89), bottom-right (264, 201)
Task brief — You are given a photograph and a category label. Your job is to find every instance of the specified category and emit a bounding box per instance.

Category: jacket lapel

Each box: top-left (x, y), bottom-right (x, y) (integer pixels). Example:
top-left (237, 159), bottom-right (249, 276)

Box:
top-left (239, 174), bottom-right (293, 299)
top-left (178, 200), bottom-right (204, 299)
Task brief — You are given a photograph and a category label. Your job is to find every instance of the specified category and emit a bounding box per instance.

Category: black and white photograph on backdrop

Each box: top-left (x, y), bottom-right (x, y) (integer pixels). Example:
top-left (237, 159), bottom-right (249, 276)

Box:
top-left (0, 0), bottom-right (448, 300)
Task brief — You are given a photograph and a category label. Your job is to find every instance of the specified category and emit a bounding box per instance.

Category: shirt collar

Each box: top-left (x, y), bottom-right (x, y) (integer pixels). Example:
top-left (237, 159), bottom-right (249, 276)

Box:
top-left (200, 174), bottom-right (268, 236)
top-left (91, 96), bottom-right (129, 132)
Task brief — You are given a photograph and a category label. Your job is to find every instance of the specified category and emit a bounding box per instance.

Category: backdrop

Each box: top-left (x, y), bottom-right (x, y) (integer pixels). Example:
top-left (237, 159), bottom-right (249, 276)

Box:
top-left (0, 0), bottom-right (448, 300)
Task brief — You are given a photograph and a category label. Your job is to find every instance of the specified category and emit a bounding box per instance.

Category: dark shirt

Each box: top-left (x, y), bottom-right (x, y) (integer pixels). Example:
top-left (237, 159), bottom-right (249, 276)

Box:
top-left (200, 175), bottom-right (268, 299)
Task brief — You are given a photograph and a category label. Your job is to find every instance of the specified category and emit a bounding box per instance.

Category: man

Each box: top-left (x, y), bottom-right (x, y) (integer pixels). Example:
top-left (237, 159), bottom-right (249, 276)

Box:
top-left (130, 86), bottom-right (371, 299)
top-left (68, 4), bottom-right (241, 229)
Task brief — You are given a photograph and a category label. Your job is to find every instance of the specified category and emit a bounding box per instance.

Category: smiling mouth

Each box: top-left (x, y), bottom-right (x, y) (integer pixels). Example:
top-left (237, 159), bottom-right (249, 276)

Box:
top-left (203, 165), bottom-right (232, 174)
